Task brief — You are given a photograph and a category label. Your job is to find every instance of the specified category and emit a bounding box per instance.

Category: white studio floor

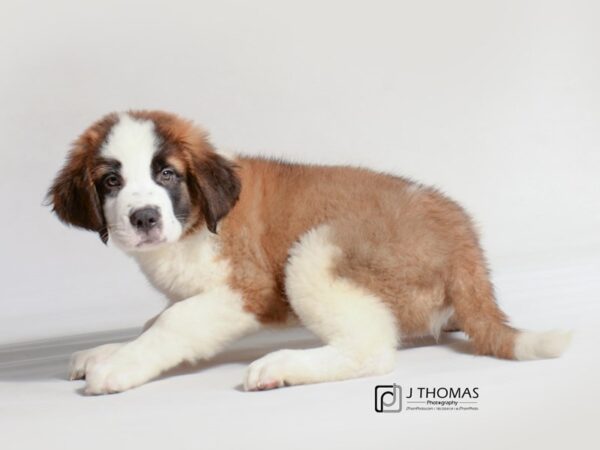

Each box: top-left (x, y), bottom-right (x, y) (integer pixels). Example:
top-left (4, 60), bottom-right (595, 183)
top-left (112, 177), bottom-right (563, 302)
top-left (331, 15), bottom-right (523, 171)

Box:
top-left (1, 251), bottom-right (598, 450)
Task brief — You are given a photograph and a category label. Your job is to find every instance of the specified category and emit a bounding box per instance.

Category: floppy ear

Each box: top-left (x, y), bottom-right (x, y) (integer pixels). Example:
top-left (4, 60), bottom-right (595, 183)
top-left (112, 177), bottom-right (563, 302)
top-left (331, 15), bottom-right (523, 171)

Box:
top-left (188, 152), bottom-right (241, 233)
top-left (47, 144), bottom-right (108, 243)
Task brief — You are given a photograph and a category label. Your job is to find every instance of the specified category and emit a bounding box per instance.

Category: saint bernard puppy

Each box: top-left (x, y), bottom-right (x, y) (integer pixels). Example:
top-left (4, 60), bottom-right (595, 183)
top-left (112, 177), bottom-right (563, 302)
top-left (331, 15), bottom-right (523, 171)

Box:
top-left (48, 110), bottom-right (571, 395)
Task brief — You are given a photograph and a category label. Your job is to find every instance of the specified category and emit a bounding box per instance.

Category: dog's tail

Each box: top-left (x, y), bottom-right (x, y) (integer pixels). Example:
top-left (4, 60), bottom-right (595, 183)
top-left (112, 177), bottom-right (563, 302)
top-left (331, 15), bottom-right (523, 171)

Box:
top-left (447, 263), bottom-right (572, 360)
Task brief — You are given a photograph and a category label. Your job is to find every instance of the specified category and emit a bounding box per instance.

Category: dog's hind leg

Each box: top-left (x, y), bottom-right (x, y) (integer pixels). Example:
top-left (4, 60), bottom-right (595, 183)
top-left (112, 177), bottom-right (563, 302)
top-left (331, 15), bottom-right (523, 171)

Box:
top-left (244, 225), bottom-right (399, 391)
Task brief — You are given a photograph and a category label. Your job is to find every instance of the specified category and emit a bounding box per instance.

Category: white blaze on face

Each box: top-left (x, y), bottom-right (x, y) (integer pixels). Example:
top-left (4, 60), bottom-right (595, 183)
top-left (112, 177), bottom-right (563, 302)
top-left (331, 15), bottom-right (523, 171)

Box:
top-left (101, 114), bottom-right (183, 251)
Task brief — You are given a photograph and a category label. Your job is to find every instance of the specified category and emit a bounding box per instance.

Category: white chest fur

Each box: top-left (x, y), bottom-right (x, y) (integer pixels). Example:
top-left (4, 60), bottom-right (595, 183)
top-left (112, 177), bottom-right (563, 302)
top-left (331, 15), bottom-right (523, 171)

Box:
top-left (133, 229), bottom-right (231, 302)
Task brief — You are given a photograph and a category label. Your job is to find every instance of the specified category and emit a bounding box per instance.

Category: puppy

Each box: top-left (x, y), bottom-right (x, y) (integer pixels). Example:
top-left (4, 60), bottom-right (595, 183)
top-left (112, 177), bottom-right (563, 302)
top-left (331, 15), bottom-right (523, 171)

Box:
top-left (48, 110), bottom-right (571, 395)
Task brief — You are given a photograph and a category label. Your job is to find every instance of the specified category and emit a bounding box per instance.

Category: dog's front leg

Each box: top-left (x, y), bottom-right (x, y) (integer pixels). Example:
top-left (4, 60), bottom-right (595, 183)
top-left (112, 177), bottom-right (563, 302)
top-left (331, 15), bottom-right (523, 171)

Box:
top-left (82, 287), bottom-right (260, 395)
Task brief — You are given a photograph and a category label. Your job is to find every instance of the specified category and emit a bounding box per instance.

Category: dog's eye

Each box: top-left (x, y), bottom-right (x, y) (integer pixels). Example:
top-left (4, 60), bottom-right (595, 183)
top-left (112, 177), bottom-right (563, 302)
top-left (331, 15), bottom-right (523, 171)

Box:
top-left (103, 174), bottom-right (121, 189)
top-left (159, 168), bottom-right (176, 183)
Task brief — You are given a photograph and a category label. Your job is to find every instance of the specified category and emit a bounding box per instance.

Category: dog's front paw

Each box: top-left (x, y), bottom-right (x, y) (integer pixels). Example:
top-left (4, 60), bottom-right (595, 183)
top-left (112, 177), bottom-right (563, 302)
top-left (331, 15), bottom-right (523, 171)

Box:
top-left (244, 349), bottom-right (304, 391)
top-left (69, 343), bottom-right (125, 380)
top-left (83, 349), bottom-right (155, 395)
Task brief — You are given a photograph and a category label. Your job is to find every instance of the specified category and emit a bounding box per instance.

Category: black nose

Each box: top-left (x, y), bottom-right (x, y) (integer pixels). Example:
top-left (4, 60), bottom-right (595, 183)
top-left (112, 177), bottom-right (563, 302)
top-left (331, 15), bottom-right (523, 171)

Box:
top-left (130, 207), bottom-right (161, 232)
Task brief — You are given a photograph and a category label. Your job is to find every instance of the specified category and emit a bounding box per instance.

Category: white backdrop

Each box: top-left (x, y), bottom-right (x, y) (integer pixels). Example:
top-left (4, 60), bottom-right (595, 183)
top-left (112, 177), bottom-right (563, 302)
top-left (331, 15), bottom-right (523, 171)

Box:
top-left (1, 0), bottom-right (599, 343)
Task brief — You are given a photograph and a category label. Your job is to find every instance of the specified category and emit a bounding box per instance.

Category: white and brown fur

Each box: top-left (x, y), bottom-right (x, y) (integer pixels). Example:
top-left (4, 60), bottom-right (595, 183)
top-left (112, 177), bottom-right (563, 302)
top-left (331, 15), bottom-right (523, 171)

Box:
top-left (48, 110), bottom-right (571, 395)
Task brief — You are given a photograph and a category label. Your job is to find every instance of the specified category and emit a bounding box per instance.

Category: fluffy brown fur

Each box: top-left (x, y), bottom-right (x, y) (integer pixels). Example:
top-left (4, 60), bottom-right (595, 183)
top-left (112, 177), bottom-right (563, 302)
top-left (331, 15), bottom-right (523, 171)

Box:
top-left (217, 159), bottom-right (516, 357)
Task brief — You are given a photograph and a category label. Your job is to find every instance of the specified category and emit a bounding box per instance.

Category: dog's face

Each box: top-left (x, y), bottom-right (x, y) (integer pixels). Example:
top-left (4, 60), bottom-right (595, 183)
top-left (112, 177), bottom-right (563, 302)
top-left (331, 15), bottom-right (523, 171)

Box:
top-left (48, 111), bottom-right (240, 252)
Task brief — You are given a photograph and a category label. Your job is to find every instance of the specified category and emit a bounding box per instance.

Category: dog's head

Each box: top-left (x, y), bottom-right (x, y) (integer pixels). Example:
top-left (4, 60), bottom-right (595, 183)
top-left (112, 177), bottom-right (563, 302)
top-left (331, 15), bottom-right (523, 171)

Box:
top-left (47, 111), bottom-right (240, 252)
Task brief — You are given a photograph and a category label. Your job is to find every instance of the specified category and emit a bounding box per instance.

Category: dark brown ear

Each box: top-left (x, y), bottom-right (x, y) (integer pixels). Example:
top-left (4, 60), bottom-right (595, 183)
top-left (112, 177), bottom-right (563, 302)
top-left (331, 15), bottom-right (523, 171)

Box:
top-left (188, 152), bottom-right (241, 233)
top-left (47, 149), bottom-right (108, 243)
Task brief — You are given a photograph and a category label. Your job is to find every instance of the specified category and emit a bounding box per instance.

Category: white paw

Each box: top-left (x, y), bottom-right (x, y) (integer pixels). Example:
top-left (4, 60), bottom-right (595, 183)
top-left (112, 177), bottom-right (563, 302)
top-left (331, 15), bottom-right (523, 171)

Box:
top-left (83, 349), bottom-right (155, 395)
top-left (68, 343), bottom-right (125, 380)
top-left (244, 346), bottom-right (397, 391)
top-left (244, 349), bottom-right (307, 391)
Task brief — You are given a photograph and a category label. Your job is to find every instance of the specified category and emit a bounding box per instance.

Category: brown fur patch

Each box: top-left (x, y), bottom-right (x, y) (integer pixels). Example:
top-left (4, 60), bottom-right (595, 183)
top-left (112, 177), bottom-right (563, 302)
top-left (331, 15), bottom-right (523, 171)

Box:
top-left (218, 158), bottom-right (516, 357)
